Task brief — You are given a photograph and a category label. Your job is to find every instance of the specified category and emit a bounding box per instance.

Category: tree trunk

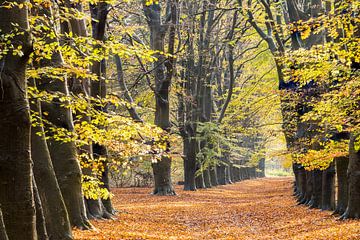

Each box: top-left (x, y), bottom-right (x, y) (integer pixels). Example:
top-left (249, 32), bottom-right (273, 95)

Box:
top-left (143, 1), bottom-right (176, 196)
top-left (309, 170), bottom-right (323, 209)
top-left (226, 165), bottom-right (233, 184)
top-left (0, 208), bottom-right (8, 240)
top-left (30, 98), bottom-right (73, 239)
top-left (152, 156), bottom-right (175, 195)
top-left (203, 169), bottom-right (212, 188)
top-left (0, 2), bottom-right (37, 238)
top-left (297, 167), bottom-right (307, 203)
top-left (304, 171), bottom-right (313, 205)
top-left (195, 171), bottom-right (206, 189)
top-left (258, 158), bottom-right (265, 178)
top-left (183, 138), bottom-right (196, 191)
top-left (32, 3), bottom-right (90, 230)
top-left (210, 166), bottom-right (218, 186)
top-left (33, 179), bottom-right (49, 240)
top-left (334, 156), bottom-right (349, 215)
top-left (321, 162), bottom-right (336, 211)
top-left (341, 134), bottom-right (360, 219)
top-left (217, 164), bottom-right (227, 185)
top-left (90, 2), bottom-right (116, 215)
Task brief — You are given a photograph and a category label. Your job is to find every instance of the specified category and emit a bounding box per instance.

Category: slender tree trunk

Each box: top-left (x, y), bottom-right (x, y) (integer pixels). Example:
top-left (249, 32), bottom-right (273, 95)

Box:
top-left (226, 164), bottom-right (233, 184)
top-left (89, 2), bottom-right (116, 214)
top-left (210, 166), bottom-right (219, 186)
top-left (334, 156), bottom-right (349, 215)
top-left (33, 178), bottom-right (49, 240)
top-left (0, 2), bottom-right (37, 238)
top-left (0, 208), bottom-right (8, 240)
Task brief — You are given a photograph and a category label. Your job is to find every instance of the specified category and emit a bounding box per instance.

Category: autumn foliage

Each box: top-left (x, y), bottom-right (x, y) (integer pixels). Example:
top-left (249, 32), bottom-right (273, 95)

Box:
top-left (74, 178), bottom-right (360, 240)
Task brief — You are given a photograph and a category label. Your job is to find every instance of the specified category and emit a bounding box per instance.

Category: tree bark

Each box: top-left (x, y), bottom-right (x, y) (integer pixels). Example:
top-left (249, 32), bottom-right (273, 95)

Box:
top-left (341, 134), bottom-right (360, 219)
top-left (0, 2), bottom-right (37, 238)
top-left (183, 138), bottom-right (197, 191)
top-left (210, 166), bottom-right (219, 186)
top-left (33, 178), bottom-right (49, 240)
top-left (217, 164), bottom-right (227, 185)
top-left (0, 208), bottom-right (8, 240)
top-left (309, 170), bottom-right (323, 209)
top-left (143, 1), bottom-right (177, 195)
top-left (89, 2), bottom-right (116, 215)
top-left (321, 162), bottom-right (336, 211)
top-left (30, 96), bottom-right (73, 239)
top-left (304, 171), bottom-right (313, 205)
top-left (334, 156), bottom-right (349, 215)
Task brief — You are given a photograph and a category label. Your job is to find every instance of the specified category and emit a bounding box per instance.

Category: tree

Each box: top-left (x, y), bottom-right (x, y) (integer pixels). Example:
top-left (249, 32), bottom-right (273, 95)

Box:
top-left (0, 0), bottom-right (36, 238)
top-left (143, 0), bottom-right (178, 195)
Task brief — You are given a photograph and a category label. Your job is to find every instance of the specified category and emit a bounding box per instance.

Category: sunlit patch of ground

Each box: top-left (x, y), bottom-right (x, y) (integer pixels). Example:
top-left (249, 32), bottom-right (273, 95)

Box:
top-left (74, 177), bottom-right (360, 239)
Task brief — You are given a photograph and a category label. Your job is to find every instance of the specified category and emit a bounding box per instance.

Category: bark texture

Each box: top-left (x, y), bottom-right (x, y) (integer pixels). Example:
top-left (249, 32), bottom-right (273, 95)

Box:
top-left (0, 2), bottom-right (37, 238)
top-left (341, 134), bottom-right (360, 219)
top-left (334, 156), bottom-right (349, 215)
top-left (31, 98), bottom-right (73, 239)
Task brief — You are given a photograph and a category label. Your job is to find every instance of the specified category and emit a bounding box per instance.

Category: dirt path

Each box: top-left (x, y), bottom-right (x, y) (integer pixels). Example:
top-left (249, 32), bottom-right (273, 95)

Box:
top-left (74, 177), bottom-right (360, 239)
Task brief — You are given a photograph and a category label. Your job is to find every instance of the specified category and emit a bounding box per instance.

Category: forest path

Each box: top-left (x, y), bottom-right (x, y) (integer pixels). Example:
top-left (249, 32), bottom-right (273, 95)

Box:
top-left (74, 177), bottom-right (360, 240)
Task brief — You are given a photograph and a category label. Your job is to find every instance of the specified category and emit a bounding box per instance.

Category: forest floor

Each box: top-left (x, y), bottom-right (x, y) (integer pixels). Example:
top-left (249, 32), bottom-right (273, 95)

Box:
top-left (74, 177), bottom-right (360, 240)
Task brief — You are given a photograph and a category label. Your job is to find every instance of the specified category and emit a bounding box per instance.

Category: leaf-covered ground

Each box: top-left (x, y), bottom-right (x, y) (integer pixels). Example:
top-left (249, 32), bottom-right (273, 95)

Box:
top-left (74, 178), bottom-right (360, 239)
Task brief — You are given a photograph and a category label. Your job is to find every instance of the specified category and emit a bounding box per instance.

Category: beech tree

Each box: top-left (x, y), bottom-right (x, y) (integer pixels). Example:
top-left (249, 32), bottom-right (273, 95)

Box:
top-left (0, 0), bottom-right (36, 238)
top-left (143, 0), bottom-right (178, 195)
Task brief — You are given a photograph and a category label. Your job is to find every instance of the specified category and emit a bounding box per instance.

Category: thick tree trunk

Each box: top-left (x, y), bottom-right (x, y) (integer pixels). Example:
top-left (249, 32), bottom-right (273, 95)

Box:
top-left (0, 2), bottom-right (37, 238)
top-left (47, 139), bottom-right (89, 229)
top-left (334, 156), bottom-right (349, 215)
top-left (32, 3), bottom-right (90, 230)
top-left (31, 99), bottom-right (73, 239)
top-left (38, 71), bottom-right (89, 229)
top-left (321, 162), bottom-right (336, 211)
top-left (152, 156), bottom-right (175, 195)
top-left (183, 136), bottom-right (196, 191)
top-left (144, 1), bottom-right (176, 196)
top-left (309, 170), bottom-right (323, 209)
top-left (341, 134), bottom-right (360, 219)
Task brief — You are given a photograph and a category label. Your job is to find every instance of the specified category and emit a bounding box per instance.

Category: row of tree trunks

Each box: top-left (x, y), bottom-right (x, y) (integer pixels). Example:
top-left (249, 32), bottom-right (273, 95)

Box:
top-left (294, 156), bottom-right (355, 218)
top-left (188, 163), bottom-right (261, 190)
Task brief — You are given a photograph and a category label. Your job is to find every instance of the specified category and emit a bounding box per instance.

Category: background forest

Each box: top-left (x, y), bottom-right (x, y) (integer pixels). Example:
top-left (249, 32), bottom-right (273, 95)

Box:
top-left (0, 0), bottom-right (359, 239)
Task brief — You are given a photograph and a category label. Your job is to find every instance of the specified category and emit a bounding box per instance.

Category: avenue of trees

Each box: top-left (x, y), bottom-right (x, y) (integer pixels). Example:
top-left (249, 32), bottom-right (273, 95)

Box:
top-left (0, 0), bottom-right (359, 239)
